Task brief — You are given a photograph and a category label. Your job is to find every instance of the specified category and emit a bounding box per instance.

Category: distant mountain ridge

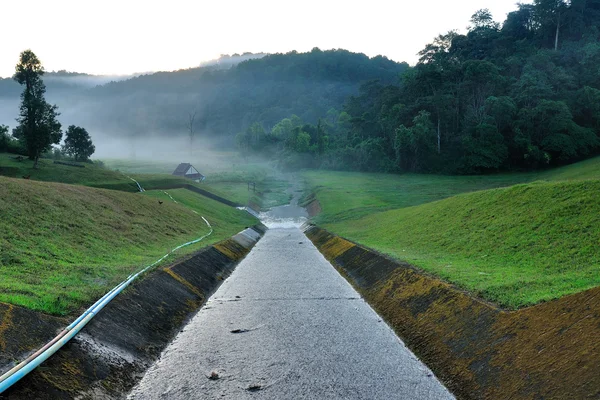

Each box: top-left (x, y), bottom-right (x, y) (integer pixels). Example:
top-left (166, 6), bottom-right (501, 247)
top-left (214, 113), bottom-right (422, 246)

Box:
top-left (0, 49), bottom-right (409, 147)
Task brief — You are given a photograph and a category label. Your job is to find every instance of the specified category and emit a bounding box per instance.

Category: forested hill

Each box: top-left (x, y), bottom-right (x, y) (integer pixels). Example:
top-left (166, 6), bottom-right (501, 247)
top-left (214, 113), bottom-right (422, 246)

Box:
top-left (248, 1), bottom-right (600, 174)
top-left (87, 49), bottom-right (408, 139)
top-left (0, 50), bottom-right (409, 146)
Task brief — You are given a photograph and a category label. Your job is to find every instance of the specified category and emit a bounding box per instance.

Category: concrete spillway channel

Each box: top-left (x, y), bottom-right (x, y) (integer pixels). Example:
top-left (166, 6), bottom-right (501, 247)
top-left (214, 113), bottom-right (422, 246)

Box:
top-left (2, 192), bottom-right (453, 399)
top-left (128, 226), bottom-right (454, 399)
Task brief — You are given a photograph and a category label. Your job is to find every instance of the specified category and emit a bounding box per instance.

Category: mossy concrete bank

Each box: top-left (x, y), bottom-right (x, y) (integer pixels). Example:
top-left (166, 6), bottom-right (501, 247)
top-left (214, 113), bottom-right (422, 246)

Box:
top-left (0, 305), bottom-right (65, 374)
top-left (0, 224), bottom-right (266, 399)
top-left (304, 225), bottom-right (600, 400)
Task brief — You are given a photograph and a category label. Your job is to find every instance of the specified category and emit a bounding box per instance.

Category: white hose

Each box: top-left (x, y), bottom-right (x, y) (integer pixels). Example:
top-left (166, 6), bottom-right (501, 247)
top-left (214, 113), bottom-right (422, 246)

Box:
top-left (126, 175), bottom-right (145, 192)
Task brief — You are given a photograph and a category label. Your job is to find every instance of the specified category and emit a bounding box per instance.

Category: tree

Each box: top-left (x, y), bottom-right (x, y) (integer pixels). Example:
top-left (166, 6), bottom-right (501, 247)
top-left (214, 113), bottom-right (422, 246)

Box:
top-left (186, 110), bottom-right (197, 157)
top-left (235, 131), bottom-right (251, 161)
top-left (503, 4), bottom-right (537, 40)
top-left (271, 118), bottom-right (294, 140)
top-left (470, 9), bottom-right (500, 31)
top-left (63, 125), bottom-right (95, 161)
top-left (0, 125), bottom-right (8, 152)
top-left (534, 0), bottom-right (569, 50)
top-left (394, 111), bottom-right (437, 171)
top-left (247, 122), bottom-right (266, 150)
top-left (13, 50), bottom-right (62, 168)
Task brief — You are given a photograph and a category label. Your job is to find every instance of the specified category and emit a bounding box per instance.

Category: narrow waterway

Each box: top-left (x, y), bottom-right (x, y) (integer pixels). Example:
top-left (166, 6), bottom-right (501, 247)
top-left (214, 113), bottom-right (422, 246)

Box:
top-left (128, 198), bottom-right (453, 399)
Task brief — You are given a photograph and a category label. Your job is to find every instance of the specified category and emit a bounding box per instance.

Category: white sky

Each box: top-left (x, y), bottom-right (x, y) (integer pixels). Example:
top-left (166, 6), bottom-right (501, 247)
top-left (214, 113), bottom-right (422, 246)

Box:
top-left (0, 0), bottom-right (525, 78)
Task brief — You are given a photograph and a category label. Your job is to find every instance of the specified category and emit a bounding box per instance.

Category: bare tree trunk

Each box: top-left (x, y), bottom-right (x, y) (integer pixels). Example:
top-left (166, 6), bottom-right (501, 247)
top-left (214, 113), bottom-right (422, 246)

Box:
top-left (554, 14), bottom-right (561, 51)
top-left (33, 154), bottom-right (39, 169)
top-left (187, 111), bottom-right (197, 158)
top-left (437, 115), bottom-right (441, 154)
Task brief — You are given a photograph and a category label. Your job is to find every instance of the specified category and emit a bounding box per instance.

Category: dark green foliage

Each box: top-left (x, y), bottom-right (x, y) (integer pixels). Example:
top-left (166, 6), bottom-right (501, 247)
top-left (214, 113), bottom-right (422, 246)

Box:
top-left (0, 125), bottom-right (24, 154)
top-left (13, 50), bottom-right (62, 168)
top-left (244, 1), bottom-right (600, 174)
top-left (63, 125), bottom-right (96, 161)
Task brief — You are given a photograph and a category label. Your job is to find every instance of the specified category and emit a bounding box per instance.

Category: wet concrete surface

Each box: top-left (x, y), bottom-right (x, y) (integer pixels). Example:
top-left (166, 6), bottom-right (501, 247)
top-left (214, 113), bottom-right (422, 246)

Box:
top-left (128, 227), bottom-right (453, 399)
top-left (258, 184), bottom-right (308, 229)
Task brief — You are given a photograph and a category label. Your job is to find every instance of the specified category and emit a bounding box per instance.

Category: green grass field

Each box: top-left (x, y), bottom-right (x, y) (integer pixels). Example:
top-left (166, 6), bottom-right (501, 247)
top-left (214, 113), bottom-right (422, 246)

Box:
top-left (0, 176), bottom-right (256, 315)
top-left (0, 152), bottom-right (289, 208)
top-left (303, 157), bottom-right (600, 225)
top-left (305, 156), bottom-right (600, 308)
top-left (302, 170), bottom-right (539, 224)
top-left (0, 153), bottom-right (132, 188)
top-left (104, 157), bottom-right (292, 209)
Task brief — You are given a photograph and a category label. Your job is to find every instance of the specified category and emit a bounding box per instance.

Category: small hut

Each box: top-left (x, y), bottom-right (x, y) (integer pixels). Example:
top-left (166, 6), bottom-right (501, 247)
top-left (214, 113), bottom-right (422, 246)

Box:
top-left (172, 163), bottom-right (205, 182)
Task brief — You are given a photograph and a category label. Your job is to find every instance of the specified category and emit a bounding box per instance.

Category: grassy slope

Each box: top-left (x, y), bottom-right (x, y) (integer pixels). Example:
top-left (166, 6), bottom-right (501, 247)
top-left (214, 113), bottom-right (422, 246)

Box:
top-left (540, 155), bottom-right (600, 181)
top-left (142, 188), bottom-right (256, 232)
top-left (304, 156), bottom-right (600, 225)
top-left (0, 153), bottom-right (132, 188)
top-left (306, 156), bottom-right (600, 308)
top-left (0, 177), bottom-right (256, 315)
top-left (303, 170), bottom-right (539, 224)
top-left (326, 181), bottom-right (600, 308)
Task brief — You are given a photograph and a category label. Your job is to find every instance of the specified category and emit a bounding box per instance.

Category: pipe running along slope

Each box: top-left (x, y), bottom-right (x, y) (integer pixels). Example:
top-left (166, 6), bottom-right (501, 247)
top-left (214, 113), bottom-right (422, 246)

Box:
top-left (0, 191), bottom-right (213, 394)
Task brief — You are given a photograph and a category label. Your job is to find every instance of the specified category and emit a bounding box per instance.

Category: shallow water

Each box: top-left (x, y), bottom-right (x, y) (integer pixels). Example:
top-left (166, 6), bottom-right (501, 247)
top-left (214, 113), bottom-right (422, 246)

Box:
top-left (258, 181), bottom-right (308, 228)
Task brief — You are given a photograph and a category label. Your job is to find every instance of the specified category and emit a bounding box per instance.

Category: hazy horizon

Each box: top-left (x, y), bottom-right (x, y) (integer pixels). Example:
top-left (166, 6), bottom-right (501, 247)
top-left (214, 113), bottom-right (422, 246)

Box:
top-left (0, 0), bottom-right (528, 79)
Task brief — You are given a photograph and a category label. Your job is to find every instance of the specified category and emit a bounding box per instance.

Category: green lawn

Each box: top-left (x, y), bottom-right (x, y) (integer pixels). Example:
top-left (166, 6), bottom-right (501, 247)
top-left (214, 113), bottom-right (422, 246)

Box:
top-left (0, 176), bottom-right (257, 315)
top-left (0, 153), bottom-right (133, 188)
top-left (540, 155), bottom-right (600, 182)
top-left (0, 153), bottom-right (278, 206)
top-left (305, 156), bottom-right (600, 308)
top-left (302, 170), bottom-right (539, 224)
top-left (104, 156), bottom-right (293, 209)
top-left (303, 156), bottom-right (600, 225)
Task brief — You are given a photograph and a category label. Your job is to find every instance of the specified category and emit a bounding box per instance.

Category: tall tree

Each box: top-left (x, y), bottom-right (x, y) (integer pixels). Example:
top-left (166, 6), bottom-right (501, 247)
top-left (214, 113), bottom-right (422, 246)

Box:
top-left (186, 110), bottom-right (197, 157)
top-left (13, 50), bottom-right (62, 168)
top-left (63, 125), bottom-right (95, 161)
top-left (534, 0), bottom-right (569, 50)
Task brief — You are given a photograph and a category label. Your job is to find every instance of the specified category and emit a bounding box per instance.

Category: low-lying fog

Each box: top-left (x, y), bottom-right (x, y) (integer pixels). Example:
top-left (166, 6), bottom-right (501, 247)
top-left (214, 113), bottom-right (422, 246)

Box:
top-left (0, 97), bottom-right (237, 165)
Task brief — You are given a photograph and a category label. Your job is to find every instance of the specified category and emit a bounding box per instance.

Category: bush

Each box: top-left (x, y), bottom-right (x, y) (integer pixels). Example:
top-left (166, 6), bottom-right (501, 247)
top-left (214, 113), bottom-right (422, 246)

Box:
top-left (0, 126), bottom-right (26, 155)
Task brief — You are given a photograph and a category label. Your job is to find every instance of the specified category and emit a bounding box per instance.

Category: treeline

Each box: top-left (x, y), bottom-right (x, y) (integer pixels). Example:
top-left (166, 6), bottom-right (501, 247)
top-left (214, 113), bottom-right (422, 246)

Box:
top-left (244, 1), bottom-right (600, 173)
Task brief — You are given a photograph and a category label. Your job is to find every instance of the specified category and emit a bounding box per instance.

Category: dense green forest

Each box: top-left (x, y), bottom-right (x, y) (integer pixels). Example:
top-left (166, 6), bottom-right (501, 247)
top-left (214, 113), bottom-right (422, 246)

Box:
top-left (244, 1), bottom-right (600, 173)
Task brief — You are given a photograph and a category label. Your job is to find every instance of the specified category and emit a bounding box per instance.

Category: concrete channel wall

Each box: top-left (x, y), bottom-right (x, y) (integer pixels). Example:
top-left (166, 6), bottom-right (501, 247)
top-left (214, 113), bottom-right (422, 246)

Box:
top-left (0, 224), bottom-right (266, 399)
top-left (304, 225), bottom-right (600, 400)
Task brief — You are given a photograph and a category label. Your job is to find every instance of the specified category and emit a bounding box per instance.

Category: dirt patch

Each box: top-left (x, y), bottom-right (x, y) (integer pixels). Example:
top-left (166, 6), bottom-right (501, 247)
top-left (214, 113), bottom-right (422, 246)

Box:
top-left (305, 199), bottom-right (322, 218)
top-left (0, 225), bottom-right (266, 399)
top-left (304, 225), bottom-right (600, 400)
top-left (298, 192), bottom-right (322, 218)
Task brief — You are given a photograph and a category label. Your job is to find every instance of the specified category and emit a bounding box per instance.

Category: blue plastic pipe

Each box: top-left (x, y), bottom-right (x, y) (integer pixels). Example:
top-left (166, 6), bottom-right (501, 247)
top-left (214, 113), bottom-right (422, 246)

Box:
top-left (0, 214), bottom-right (213, 394)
